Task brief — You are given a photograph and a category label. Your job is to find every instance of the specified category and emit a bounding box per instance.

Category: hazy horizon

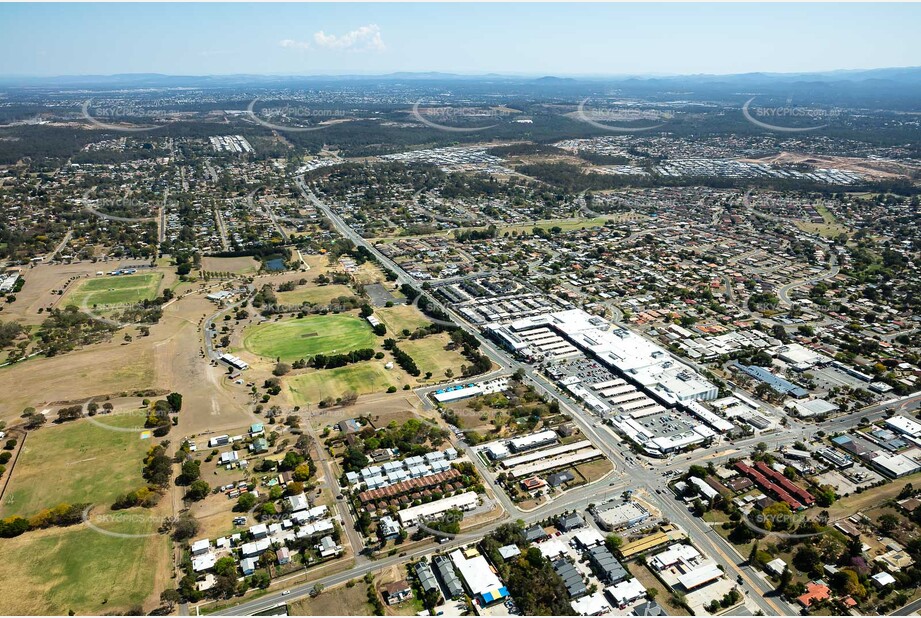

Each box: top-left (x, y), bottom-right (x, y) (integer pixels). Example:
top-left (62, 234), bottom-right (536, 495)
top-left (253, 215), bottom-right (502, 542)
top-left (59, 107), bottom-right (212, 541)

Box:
top-left (3, 64), bottom-right (921, 80)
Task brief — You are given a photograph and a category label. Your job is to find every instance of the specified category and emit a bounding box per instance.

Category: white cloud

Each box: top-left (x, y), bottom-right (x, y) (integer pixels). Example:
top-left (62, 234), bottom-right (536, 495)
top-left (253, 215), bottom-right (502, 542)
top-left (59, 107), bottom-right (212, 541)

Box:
top-left (279, 39), bottom-right (311, 51)
top-left (313, 24), bottom-right (386, 52)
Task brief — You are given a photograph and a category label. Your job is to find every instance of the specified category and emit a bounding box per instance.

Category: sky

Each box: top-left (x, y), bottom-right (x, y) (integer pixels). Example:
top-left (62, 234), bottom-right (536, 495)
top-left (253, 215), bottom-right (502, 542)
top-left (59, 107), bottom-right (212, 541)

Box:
top-left (0, 3), bottom-right (919, 77)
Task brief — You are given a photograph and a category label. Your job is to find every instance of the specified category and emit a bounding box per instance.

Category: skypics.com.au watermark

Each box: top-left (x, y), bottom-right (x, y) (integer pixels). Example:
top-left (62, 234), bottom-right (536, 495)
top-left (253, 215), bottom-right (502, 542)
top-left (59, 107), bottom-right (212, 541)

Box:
top-left (247, 99), bottom-right (347, 132)
top-left (82, 506), bottom-right (175, 538)
top-left (83, 404), bottom-right (151, 434)
top-left (575, 99), bottom-right (670, 133)
top-left (742, 509), bottom-right (827, 540)
top-left (411, 100), bottom-right (513, 133)
top-left (84, 197), bottom-right (159, 224)
top-left (742, 97), bottom-right (843, 133)
top-left (81, 99), bottom-right (164, 132)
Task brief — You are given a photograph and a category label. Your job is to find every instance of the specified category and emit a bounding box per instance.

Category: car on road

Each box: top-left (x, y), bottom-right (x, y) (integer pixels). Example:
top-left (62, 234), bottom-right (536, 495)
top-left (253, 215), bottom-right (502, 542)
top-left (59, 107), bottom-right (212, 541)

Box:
top-left (282, 590), bottom-right (291, 596)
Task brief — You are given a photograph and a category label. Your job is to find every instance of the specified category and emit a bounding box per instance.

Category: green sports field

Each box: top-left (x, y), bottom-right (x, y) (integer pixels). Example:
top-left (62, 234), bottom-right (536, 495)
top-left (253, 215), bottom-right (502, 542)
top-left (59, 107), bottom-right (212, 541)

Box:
top-left (287, 362), bottom-right (404, 403)
top-left (242, 314), bottom-right (377, 362)
top-left (0, 411), bottom-right (151, 519)
top-left (0, 511), bottom-right (162, 614)
top-left (65, 272), bottom-right (162, 307)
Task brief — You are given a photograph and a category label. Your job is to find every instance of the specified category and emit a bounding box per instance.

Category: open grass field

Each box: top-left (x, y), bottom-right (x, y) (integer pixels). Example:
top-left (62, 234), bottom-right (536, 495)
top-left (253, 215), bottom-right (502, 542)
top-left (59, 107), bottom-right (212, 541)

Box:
top-left (0, 412), bottom-right (150, 518)
top-left (400, 333), bottom-right (468, 380)
top-left (0, 341), bottom-right (155, 422)
top-left (287, 362), bottom-right (406, 404)
top-left (826, 473), bottom-right (921, 520)
top-left (573, 457), bottom-right (615, 483)
top-left (0, 512), bottom-right (163, 615)
top-left (64, 272), bottom-right (162, 307)
top-left (276, 284), bottom-right (356, 306)
top-left (794, 203), bottom-right (852, 239)
top-left (242, 314), bottom-right (376, 362)
top-left (376, 304), bottom-right (432, 334)
top-left (794, 220), bottom-right (852, 239)
top-left (287, 581), bottom-right (372, 616)
top-left (200, 256), bottom-right (260, 274)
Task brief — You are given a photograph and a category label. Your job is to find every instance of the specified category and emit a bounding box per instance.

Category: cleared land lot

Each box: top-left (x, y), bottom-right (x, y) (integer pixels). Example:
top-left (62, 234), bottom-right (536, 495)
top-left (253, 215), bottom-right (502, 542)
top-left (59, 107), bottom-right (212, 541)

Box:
top-left (376, 304), bottom-right (432, 334)
top-left (276, 284), bottom-right (357, 306)
top-left (826, 474), bottom-right (921, 520)
top-left (287, 362), bottom-right (407, 403)
top-left (200, 255), bottom-right (260, 274)
top-left (351, 261), bottom-right (388, 286)
top-left (400, 333), bottom-right (468, 379)
top-left (0, 513), bottom-right (163, 615)
top-left (0, 341), bottom-right (155, 422)
top-left (0, 412), bottom-right (150, 518)
top-left (287, 581), bottom-right (372, 616)
top-left (795, 220), bottom-right (852, 239)
top-left (64, 272), bottom-right (162, 307)
top-left (242, 314), bottom-right (376, 362)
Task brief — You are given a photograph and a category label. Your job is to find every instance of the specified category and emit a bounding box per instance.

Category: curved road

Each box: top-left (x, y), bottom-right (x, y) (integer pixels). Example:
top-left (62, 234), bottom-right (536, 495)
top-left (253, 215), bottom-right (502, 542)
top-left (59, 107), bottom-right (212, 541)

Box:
top-left (777, 254), bottom-right (839, 306)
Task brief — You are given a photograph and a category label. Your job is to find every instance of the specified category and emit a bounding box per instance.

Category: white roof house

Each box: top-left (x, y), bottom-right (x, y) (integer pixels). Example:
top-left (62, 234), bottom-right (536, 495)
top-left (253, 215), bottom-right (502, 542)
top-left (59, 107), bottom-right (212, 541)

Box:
top-left (677, 563), bottom-right (723, 590)
top-left (240, 557), bottom-right (258, 575)
top-left (689, 476), bottom-right (720, 502)
top-left (450, 549), bottom-right (502, 597)
top-left (192, 553), bottom-right (217, 572)
top-left (606, 578), bottom-right (647, 606)
top-left (296, 519), bottom-right (335, 538)
top-left (766, 558), bottom-right (787, 577)
top-left (537, 539), bottom-right (568, 559)
top-left (571, 591), bottom-right (612, 616)
top-left (484, 442), bottom-right (511, 460)
top-left (317, 535), bottom-right (341, 557)
top-left (574, 528), bottom-right (606, 548)
top-left (287, 493), bottom-right (309, 512)
top-left (191, 539), bottom-right (212, 556)
top-left (498, 544), bottom-right (521, 560)
top-left (649, 543), bottom-right (703, 572)
top-left (873, 572), bottom-right (897, 588)
top-left (397, 492), bottom-right (478, 526)
top-left (871, 452), bottom-right (921, 478)
top-left (241, 538), bottom-right (271, 558)
top-left (508, 430), bottom-right (558, 452)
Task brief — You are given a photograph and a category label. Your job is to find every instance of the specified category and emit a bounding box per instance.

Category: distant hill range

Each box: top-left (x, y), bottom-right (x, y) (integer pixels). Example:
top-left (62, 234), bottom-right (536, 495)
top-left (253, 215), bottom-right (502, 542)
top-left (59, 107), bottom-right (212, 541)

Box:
top-left (3, 66), bottom-right (920, 107)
